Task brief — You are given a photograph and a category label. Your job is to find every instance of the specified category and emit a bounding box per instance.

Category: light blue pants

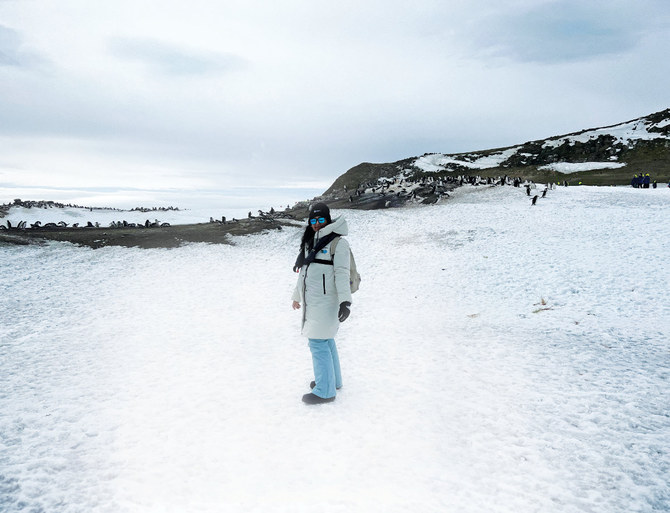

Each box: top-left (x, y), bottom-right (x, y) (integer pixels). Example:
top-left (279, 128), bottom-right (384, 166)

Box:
top-left (308, 338), bottom-right (342, 399)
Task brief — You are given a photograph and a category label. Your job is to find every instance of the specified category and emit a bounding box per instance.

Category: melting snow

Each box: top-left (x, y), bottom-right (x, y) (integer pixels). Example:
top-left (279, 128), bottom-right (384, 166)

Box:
top-left (414, 148), bottom-right (518, 172)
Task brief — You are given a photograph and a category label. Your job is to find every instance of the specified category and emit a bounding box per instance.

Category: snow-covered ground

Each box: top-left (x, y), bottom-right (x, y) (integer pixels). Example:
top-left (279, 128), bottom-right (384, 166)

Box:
top-left (1, 185), bottom-right (669, 513)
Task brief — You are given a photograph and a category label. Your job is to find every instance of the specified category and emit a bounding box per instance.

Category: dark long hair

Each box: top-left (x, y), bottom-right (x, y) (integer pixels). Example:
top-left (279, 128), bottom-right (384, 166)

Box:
top-left (300, 225), bottom-right (316, 253)
top-left (293, 224), bottom-right (318, 273)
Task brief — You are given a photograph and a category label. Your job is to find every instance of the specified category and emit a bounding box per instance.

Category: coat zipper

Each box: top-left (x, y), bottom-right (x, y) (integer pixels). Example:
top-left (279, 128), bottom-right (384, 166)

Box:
top-left (322, 274), bottom-right (326, 294)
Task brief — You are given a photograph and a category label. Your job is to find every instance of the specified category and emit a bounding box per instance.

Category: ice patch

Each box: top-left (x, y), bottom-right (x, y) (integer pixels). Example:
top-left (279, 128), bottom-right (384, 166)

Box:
top-left (538, 162), bottom-right (627, 173)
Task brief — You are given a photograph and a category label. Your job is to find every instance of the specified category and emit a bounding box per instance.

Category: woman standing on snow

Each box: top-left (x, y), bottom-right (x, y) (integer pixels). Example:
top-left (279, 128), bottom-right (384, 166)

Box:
top-left (292, 203), bottom-right (352, 404)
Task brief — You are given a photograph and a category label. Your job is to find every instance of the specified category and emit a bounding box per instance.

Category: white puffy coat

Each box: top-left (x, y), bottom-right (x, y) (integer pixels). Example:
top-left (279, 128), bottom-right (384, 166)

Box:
top-left (292, 216), bottom-right (352, 339)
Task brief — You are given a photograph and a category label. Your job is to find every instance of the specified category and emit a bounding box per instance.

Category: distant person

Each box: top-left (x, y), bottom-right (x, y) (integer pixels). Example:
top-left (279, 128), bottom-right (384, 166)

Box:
top-left (643, 174), bottom-right (651, 188)
top-left (292, 203), bottom-right (352, 405)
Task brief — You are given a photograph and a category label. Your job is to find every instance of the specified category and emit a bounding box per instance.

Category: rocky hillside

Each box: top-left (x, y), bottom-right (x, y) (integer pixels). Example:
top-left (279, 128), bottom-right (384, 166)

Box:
top-left (317, 108), bottom-right (670, 209)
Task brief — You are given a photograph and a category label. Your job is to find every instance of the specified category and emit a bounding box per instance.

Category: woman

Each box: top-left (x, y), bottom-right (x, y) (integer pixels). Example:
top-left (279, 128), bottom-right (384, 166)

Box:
top-left (292, 203), bottom-right (352, 404)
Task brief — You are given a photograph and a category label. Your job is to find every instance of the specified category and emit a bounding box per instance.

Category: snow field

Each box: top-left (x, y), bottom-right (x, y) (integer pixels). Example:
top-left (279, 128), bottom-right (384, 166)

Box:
top-left (1, 185), bottom-right (669, 512)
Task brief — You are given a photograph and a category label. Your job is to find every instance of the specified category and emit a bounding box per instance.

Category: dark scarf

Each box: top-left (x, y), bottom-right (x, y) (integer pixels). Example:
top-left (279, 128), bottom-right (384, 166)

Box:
top-left (293, 232), bottom-right (338, 272)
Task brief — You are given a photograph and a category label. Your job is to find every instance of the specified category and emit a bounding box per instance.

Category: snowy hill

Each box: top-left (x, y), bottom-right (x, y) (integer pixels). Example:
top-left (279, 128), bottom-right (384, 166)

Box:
top-left (324, 108), bottom-right (670, 202)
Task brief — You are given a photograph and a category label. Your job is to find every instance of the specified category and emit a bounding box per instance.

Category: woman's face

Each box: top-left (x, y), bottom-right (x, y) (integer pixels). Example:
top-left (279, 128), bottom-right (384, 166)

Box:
top-left (310, 216), bottom-right (327, 232)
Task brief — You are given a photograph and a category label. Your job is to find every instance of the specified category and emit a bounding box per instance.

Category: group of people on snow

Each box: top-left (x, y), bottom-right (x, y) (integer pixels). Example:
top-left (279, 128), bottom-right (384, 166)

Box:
top-left (630, 173), bottom-right (658, 188)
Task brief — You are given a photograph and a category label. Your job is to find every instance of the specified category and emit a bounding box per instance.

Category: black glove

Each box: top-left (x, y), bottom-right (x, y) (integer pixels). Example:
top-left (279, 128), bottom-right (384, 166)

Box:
top-left (338, 301), bottom-right (351, 322)
top-left (293, 252), bottom-right (305, 273)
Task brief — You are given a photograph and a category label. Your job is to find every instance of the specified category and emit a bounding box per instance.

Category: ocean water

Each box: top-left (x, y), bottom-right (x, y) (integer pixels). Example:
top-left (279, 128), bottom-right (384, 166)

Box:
top-left (1, 185), bottom-right (669, 512)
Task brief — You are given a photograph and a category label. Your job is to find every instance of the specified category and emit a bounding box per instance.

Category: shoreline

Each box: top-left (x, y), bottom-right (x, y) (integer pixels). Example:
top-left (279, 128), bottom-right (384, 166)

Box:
top-left (0, 216), bottom-right (303, 249)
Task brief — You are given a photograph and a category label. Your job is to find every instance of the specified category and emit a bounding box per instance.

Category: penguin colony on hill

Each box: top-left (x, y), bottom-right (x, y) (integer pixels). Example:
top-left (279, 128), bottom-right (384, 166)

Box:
top-left (339, 171), bottom-right (571, 205)
top-left (325, 170), bottom-right (567, 209)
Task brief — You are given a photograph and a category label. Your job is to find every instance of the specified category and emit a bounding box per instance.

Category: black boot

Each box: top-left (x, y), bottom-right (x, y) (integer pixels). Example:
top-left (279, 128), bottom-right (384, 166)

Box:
top-left (302, 393), bottom-right (335, 404)
top-left (310, 381), bottom-right (342, 390)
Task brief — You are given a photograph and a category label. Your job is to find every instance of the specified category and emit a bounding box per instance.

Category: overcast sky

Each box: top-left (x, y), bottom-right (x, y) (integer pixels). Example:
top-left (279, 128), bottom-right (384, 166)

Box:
top-left (1, 0), bottom-right (669, 208)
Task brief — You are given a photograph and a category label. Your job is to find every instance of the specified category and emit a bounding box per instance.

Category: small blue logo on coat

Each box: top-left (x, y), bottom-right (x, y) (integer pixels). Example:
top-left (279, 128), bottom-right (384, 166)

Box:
top-left (321, 249), bottom-right (328, 254)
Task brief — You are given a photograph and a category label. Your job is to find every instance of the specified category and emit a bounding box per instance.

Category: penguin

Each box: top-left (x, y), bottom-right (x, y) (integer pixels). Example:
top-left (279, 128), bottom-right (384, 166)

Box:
top-left (531, 195), bottom-right (539, 206)
top-left (542, 188), bottom-right (548, 198)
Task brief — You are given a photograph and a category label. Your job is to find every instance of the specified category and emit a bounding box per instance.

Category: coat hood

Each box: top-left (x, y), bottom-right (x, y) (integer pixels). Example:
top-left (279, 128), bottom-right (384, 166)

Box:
top-left (317, 215), bottom-right (348, 238)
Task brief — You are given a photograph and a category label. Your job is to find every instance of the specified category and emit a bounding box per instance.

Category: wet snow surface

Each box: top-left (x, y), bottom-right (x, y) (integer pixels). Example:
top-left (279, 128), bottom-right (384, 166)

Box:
top-left (1, 186), bottom-right (669, 513)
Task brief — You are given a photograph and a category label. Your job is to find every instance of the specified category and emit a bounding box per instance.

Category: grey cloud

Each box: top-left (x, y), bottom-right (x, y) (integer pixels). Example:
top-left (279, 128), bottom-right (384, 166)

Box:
top-left (0, 25), bottom-right (28, 66)
top-left (471, 1), bottom-right (665, 64)
top-left (108, 37), bottom-right (246, 76)
top-left (0, 24), bottom-right (46, 67)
